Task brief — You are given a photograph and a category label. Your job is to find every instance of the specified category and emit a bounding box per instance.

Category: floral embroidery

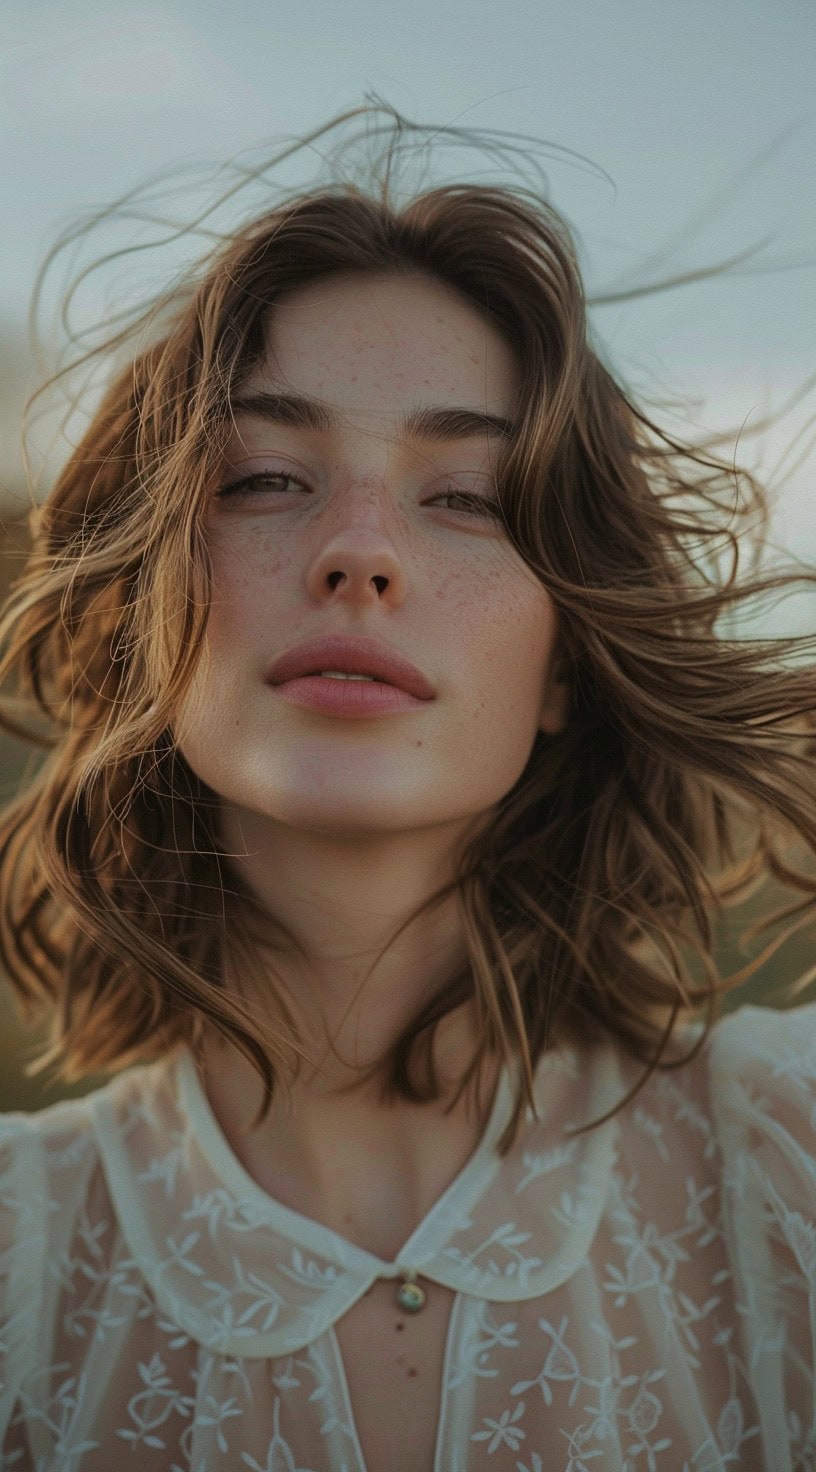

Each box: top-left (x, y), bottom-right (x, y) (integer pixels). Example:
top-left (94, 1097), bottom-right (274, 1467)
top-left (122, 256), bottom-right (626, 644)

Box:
top-left (471, 1400), bottom-right (526, 1452)
top-left (511, 1315), bottom-right (581, 1406)
top-left (0, 1005), bottom-right (813, 1468)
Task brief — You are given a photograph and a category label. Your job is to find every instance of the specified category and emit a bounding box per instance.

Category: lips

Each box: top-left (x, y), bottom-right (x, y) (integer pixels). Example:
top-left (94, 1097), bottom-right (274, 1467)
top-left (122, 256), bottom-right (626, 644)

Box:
top-left (267, 635), bottom-right (435, 701)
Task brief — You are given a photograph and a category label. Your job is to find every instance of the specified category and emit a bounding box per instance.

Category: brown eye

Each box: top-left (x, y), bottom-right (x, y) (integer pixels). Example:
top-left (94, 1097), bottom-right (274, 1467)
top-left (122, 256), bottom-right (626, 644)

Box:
top-left (217, 472), bottom-right (309, 501)
top-left (432, 488), bottom-right (504, 520)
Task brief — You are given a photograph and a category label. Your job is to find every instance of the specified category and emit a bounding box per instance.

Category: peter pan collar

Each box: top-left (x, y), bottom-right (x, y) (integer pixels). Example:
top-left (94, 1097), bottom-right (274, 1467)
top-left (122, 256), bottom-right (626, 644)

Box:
top-left (90, 1036), bottom-right (623, 1358)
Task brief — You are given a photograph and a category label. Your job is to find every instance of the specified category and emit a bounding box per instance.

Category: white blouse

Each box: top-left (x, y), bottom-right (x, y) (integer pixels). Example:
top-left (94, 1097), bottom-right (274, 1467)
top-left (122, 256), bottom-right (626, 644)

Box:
top-left (1, 1000), bottom-right (815, 1470)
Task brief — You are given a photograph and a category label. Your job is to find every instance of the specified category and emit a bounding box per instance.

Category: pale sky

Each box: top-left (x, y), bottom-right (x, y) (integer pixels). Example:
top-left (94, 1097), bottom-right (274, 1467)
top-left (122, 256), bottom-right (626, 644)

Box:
top-left (1, 0), bottom-right (814, 625)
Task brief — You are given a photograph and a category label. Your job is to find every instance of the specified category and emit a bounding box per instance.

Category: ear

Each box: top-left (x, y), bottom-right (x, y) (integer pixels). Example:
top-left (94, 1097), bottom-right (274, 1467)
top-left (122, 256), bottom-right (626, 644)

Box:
top-left (538, 661), bottom-right (570, 736)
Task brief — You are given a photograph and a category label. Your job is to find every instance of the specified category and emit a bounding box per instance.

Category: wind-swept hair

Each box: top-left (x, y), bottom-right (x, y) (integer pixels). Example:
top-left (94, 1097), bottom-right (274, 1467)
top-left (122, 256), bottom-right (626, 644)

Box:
top-left (0, 100), bottom-right (814, 1155)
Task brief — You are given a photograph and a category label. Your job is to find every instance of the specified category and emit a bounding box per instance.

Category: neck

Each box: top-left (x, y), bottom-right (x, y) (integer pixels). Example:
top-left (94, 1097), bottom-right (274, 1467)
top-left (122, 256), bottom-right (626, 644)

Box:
top-left (214, 802), bottom-right (487, 1100)
top-left (198, 806), bottom-right (503, 1238)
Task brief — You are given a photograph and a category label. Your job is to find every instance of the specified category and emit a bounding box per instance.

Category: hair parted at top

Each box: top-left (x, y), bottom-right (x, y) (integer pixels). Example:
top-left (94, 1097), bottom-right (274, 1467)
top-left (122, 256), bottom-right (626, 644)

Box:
top-left (0, 97), bottom-right (813, 1155)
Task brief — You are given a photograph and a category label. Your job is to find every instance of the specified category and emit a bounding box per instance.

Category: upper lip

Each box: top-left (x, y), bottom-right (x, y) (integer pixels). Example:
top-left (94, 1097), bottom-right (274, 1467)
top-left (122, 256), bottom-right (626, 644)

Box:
top-left (267, 635), bottom-right (435, 700)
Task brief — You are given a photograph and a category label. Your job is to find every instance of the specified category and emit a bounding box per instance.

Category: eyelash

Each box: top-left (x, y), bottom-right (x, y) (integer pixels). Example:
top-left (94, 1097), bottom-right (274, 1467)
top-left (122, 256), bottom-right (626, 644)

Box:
top-left (217, 472), bottom-right (504, 521)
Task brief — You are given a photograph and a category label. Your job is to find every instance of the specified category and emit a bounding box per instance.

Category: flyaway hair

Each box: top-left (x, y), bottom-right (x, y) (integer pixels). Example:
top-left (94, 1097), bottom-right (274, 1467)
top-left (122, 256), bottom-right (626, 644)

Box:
top-left (0, 99), bottom-right (814, 1155)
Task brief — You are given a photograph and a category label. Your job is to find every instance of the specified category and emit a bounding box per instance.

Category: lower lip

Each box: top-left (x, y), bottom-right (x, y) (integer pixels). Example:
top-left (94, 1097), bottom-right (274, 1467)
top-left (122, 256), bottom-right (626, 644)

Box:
top-left (271, 676), bottom-right (429, 717)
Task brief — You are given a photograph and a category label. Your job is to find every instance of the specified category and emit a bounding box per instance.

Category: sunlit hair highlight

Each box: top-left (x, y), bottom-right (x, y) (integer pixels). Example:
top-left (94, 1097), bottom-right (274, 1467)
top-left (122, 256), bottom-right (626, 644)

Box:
top-left (0, 100), bottom-right (814, 1155)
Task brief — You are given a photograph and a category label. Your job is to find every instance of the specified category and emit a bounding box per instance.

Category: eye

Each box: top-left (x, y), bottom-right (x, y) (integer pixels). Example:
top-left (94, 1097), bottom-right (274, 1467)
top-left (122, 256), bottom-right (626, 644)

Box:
top-left (217, 471), bottom-right (308, 501)
top-left (430, 487), bottom-right (505, 521)
top-left (215, 473), bottom-right (504, 522)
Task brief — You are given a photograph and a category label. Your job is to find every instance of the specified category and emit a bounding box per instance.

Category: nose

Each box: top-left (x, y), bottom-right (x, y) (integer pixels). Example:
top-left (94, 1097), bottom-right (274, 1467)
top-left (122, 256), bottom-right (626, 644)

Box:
top-left (304, 486), bottom-right (408, 606)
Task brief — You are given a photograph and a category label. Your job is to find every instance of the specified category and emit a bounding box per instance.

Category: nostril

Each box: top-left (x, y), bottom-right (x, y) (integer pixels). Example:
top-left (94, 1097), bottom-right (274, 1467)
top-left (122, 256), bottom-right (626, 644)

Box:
top-left (372, 575), bottom-right (389, 594)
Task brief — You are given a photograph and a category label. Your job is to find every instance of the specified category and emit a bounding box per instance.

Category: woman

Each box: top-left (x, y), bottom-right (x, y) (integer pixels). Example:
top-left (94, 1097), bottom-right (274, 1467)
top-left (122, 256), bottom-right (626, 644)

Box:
top-left (0, 102), bottom-right (814, 1470)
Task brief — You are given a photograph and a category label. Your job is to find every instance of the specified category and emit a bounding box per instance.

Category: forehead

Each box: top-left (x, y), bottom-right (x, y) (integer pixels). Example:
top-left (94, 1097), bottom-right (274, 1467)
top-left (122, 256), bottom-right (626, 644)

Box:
top-left (246, 270), bottom-right (519, 419)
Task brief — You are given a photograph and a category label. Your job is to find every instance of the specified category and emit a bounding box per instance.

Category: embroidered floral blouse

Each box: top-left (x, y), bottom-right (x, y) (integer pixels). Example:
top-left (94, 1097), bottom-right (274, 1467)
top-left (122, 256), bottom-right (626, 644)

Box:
top-left (1, 1001), bottom-right (815, 1470)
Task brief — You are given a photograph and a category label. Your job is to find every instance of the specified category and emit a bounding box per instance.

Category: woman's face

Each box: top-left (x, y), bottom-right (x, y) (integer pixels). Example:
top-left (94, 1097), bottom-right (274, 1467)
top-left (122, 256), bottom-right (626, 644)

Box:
top-left (175, 269), bottom-right (568, 842)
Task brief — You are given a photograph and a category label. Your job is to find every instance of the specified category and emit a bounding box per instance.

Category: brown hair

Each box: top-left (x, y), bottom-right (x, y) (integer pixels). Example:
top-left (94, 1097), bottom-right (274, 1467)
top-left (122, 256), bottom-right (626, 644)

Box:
top-left (0, 101), bottom-right (814, 1155)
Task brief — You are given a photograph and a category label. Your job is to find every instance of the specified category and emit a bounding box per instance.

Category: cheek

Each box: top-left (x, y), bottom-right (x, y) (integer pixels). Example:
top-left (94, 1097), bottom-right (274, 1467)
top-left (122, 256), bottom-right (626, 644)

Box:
top-left (205, 537), bottom-right (292, 651)
top-left (176, 538), bottom-right (291, 738)
top-left (454, 567), bottom-right (556, 716)
top-left (448, 582), bottom-right (556, 807)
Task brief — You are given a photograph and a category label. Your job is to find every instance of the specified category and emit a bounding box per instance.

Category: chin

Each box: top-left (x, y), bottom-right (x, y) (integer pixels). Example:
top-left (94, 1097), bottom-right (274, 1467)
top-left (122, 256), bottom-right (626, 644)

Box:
top-left (270, 800), bottom-right (428, 836)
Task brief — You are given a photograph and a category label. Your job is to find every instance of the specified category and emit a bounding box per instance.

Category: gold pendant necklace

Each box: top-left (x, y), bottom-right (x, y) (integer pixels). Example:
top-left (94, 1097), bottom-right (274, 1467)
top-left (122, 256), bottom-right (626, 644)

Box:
top-left (396, 1271), bottom-right (426, 1313)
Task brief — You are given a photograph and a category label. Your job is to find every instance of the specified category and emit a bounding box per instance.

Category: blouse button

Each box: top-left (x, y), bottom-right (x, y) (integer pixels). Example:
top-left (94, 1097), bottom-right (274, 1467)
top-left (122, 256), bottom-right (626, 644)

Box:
top-left (396, 1272), bottom-right (426, 1312)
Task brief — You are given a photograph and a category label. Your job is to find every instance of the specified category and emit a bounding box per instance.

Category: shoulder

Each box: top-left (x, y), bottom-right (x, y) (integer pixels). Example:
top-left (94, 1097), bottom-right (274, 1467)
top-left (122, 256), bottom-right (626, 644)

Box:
top-left (0, 1107), bottom-right (49, 1277)
top-left (0, 1088), bottom-right (101, 1205)
top-left (703, 1000), bottom-right (816, 1208)
top-left (606, 1001), bottom-right (816, 1254)
top-left (0, 1093), bottom-right (95, 1256)
top-left (0, 1091), bottom-right (102, 1434)
top-left (617, 1003), bottom-right (816, 1434)
top-left (702, 1003), bottom-right (816, 1371)
top-left (706, 999), bottom-right (816, 1127)
top-left (708, 997), bottom-right (816, 1075)
top-left (0, 1047), bottom-right (185, 1284)
top-left (0, 1088), bottom-right (104, 1259)
top-left (0, 1054), bottom-right (182, 1446)
top-left (0, 1076), bottom-right (142, 1412)
top-left (0, 1057), bottom-right (171, 1257)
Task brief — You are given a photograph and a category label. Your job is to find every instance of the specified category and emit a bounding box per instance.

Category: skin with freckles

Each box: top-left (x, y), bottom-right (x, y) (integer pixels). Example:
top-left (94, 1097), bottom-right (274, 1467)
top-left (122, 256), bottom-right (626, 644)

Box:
top-left (174, 269), bottom-right (569, 1242)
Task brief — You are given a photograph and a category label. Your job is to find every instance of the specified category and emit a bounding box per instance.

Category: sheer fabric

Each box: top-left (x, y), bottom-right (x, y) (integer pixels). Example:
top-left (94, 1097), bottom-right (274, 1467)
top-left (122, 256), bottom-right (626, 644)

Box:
top-left (1, 1001), bottom-right (815, 1470)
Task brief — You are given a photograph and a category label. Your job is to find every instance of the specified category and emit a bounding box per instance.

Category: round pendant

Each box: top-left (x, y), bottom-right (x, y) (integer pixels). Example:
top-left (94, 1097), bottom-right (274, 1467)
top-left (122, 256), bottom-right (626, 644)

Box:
top-left (396, 1275), bottom-right (426, 1313)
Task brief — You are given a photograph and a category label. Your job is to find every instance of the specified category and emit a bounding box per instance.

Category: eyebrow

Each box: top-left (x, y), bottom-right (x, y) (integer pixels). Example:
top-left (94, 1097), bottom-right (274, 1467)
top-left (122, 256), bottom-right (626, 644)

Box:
top-left (228, 389), bottom-right (516, 442)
